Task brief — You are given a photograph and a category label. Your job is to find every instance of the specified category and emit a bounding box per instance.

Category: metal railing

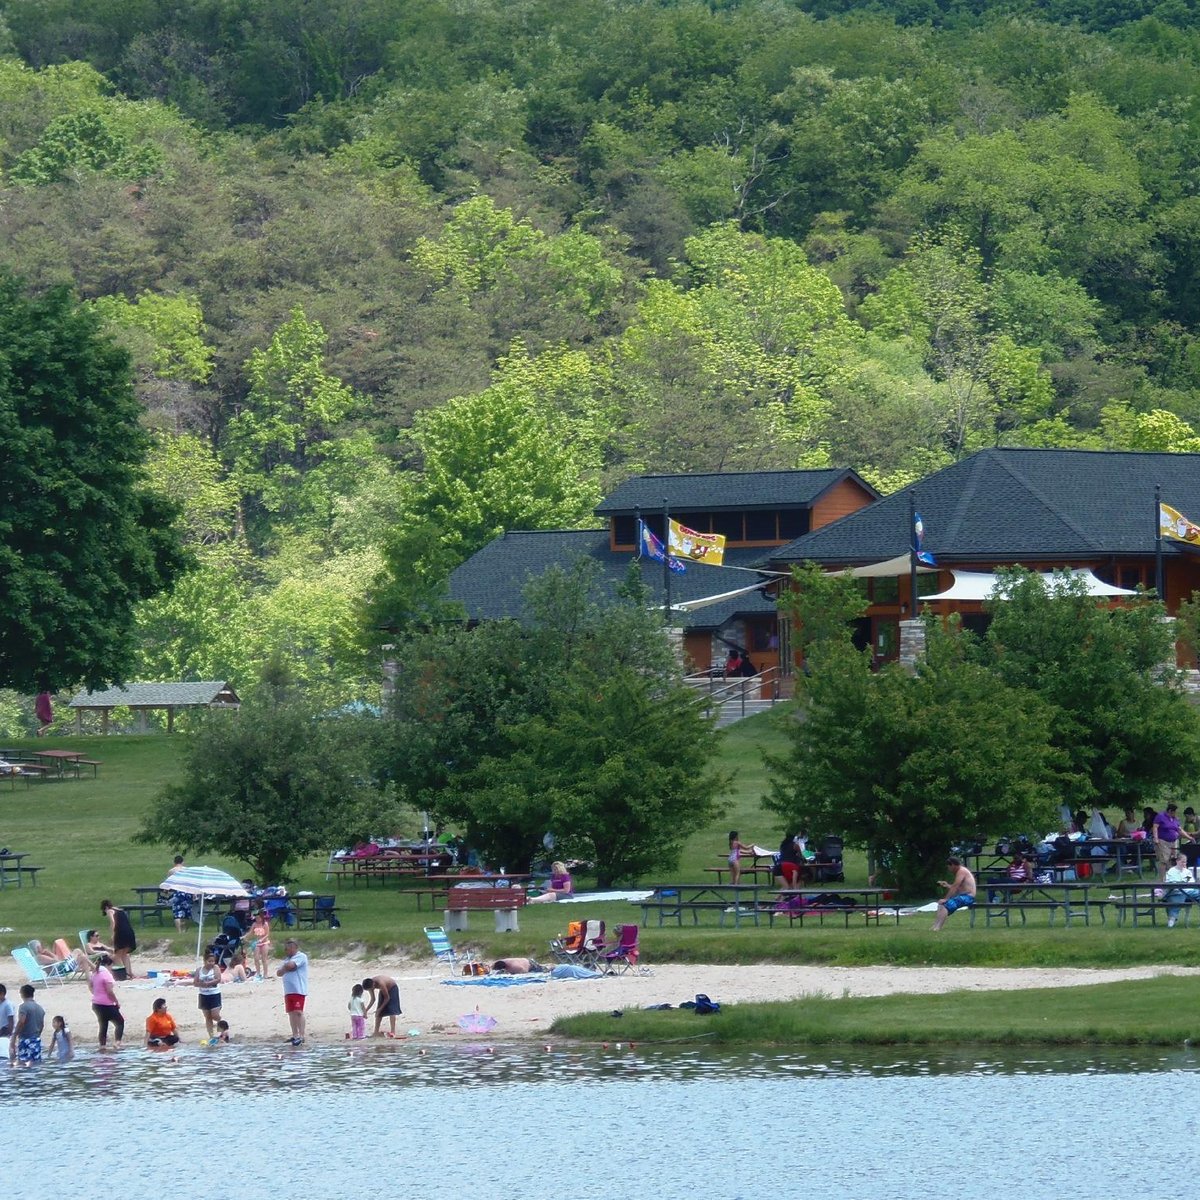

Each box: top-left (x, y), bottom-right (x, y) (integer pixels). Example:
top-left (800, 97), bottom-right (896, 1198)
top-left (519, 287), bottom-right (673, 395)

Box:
top-left (684, 664), bottom-right (783, 721)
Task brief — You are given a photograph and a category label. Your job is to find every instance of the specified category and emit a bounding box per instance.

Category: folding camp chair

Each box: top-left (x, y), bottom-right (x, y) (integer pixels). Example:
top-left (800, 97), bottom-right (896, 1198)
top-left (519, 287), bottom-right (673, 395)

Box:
top-left (550, 920), bottom-right (585, 963)
top-left (424, 926), bottom-right (478, 973)
top-left (553, 919), bottom-right (605, 968)
top-left (602, 924), bottom-right (642, 975)
top-left (11, 946), bottom-right (73, 987)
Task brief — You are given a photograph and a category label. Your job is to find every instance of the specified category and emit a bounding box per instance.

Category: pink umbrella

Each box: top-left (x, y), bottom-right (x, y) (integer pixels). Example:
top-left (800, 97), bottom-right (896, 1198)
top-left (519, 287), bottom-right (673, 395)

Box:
top-left (457, 1006), bottom-right (497, 1034)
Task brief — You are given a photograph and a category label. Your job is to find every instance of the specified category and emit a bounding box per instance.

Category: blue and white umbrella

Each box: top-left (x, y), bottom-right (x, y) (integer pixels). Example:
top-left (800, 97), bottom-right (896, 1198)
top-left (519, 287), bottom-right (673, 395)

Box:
top-left (158, 865), bottom-right (248, 959)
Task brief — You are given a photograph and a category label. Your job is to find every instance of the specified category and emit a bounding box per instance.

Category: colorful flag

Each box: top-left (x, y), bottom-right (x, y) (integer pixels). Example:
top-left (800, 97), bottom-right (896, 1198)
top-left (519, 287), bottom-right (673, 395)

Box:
top-left (668, 519), bottom-right (726, 566)
top-left (1159, 501), bottom-right (1200, 545)
top-left (913, 511), bottom-right (936, 566)
top-left (638, 520), bottom-right (686, 573)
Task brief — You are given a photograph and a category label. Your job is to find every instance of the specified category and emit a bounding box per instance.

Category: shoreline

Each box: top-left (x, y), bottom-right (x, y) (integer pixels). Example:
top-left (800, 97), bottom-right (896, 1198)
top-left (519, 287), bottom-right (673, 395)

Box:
top-left (27, 955), bottom-right (1200, 1047)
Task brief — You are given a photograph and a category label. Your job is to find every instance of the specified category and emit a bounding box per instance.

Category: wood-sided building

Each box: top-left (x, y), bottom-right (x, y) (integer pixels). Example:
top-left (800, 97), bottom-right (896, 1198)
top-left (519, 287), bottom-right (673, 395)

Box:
top-left (767, 448), bottom-right (1200, 667)
top-left (450, 468), bottom-right (879, 683)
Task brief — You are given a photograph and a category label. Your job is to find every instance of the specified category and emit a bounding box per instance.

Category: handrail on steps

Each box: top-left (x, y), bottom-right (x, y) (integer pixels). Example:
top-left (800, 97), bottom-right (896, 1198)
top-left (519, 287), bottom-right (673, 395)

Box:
top-left (684, 664), bottom-right (783, 721)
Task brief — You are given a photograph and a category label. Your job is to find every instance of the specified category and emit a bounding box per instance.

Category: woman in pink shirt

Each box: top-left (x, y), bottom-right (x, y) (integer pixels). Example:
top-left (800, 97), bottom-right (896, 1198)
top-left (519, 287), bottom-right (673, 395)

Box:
top-left (81, 953), bottom-right (125, 1049)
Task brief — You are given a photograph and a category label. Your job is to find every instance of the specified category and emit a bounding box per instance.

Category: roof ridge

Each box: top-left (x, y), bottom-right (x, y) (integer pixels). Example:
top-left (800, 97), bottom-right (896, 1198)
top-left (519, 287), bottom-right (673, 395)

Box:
top-left (991, 450), bottom-right (1100, 549)
top-left (936, 455), bottom-right (983, 546)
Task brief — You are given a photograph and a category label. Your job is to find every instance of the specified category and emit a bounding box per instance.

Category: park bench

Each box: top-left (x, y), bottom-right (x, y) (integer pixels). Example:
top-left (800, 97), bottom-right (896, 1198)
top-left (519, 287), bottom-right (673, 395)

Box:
top-left (126, 902), bottom-right (168, 927)
top-left (1111, 896), bottom-right (1195, 927)
top-left (445, 885), bottom-right (527, 932)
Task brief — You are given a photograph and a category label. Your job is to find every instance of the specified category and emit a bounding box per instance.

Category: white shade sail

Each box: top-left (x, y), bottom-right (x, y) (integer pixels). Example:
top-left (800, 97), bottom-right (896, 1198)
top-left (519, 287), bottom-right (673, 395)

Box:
top-left (924, 568), bottom-right (1138, 602)
top-left (833, 555), bottom-right (937, 578)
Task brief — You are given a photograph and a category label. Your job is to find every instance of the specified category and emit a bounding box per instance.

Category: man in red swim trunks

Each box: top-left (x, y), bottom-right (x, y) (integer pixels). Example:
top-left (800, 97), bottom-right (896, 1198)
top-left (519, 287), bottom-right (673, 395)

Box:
top-left (276, 937), bottom-right (309, 1046)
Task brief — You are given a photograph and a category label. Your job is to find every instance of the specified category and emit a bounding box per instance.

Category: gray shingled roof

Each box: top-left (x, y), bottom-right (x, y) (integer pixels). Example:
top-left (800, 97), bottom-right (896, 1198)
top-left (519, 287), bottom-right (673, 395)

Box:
top-left (769, 448), bottom-right (1200, 565)
top-left (449, 529), bottom-right (776, 630)
top-left (69, 681), bottom-right (239, 708)
top-left (595, 468), bottom-right (877, 514)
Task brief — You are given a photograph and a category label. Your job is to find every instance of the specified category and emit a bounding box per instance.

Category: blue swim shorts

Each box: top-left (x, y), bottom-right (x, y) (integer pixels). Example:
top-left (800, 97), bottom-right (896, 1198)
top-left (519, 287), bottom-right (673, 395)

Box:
top-left (944, 894), bottom-right (976, 914)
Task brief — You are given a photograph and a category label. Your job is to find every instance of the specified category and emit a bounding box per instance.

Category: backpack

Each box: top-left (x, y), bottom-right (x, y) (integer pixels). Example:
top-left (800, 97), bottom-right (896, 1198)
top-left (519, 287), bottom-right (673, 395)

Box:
top-left (693, 993), bottom-right (721, 1015)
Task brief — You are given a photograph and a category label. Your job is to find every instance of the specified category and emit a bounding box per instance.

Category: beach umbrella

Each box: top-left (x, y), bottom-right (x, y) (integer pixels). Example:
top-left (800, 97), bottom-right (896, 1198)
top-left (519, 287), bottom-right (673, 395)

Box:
top-left (158, 865), bottom-right (248, 959)
top-left (457, 1006), bottom-right (497, 1035)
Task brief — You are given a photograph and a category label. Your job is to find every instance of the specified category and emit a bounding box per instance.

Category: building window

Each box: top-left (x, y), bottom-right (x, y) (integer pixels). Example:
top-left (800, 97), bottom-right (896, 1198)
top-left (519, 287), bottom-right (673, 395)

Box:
top-left (872, 577), bottom-right (899, 604)
top-left (712, 511), bottom-right (742, 540)
top-left (676, 512), bottom-right (711, 533)
top-left (745, 510), bottom-right (777, 541)
top-left (1120, 566), bottom-right (1144, 592)
top-left (612, 515), bottom-right (637, 547)
top-left (778, 509), bottom-right (808, 540)
top-left (917, 573), bottom-right (942, 597)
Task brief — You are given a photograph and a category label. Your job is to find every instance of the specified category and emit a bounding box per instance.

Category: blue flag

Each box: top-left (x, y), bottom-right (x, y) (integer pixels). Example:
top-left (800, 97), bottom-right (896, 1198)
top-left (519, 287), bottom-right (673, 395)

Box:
top-left (913, 511), bottom-right (936, 566)
top-left (639, 520), bottom-right (686, 573)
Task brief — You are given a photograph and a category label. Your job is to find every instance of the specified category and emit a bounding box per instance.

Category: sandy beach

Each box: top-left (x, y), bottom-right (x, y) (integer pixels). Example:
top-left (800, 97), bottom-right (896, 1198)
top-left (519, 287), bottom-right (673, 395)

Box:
top-left (30, 951), bottom-right (1200, 1047)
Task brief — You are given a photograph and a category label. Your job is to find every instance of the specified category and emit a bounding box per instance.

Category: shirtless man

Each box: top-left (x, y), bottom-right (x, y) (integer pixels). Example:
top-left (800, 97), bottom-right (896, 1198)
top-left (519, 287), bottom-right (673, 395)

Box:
top-left (932, 856), bottom-right (977, 931)
top-left (361, 973), bottom-right (402, 1038)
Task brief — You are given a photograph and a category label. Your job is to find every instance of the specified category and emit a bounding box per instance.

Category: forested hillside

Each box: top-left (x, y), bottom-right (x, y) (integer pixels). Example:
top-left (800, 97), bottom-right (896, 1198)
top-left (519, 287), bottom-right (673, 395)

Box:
top-left (1, 0), bottom-right (1197, 711)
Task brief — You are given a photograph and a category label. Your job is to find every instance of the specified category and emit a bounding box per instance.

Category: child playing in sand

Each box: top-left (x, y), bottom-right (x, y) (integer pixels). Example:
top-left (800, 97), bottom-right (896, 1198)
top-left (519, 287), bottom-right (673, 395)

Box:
top-left (216, 1019), bottom-right (231, 1043)
top-left (249, 910), bottom-right (271, 979)
top-left (348, 983), bottom-right (367, 1040)
top-left (49, 1015), bottom-right (73, 1062)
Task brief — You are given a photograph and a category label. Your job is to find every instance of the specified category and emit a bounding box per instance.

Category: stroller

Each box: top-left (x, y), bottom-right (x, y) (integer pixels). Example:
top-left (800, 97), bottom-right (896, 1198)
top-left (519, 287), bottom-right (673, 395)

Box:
top-left (207, 912), bottom-right (244, 969)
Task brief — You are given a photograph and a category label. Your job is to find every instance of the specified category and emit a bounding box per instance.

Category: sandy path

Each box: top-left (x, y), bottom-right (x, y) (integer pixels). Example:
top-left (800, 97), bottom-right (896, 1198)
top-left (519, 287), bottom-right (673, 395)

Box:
top-left (32, 954), bottom-right (1199, 1047)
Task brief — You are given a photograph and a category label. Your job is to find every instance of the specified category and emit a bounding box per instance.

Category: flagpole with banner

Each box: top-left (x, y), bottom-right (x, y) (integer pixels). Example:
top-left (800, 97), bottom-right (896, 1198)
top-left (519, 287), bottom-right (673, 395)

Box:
top-left (663, 496), bottom-right (671, 626)
top-left (1156, 483), bottom-right (1164, 601)
top-left (909, 492), bottom-right (920, 618)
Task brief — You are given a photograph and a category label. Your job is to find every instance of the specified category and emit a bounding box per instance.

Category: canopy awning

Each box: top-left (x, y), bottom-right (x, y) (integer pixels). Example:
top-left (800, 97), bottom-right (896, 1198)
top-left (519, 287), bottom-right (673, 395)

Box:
top-left (656, 580), bottom-right (769, 612)
top-left (832, 554), bottom-right (937, 578)
top-left (924, 568), bottom-right (1138, 602)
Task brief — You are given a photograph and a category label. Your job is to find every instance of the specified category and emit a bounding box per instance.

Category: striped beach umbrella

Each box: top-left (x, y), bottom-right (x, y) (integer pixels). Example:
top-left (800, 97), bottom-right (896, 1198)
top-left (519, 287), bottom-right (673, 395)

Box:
top-left (159, 865), bottom-right (248, 959)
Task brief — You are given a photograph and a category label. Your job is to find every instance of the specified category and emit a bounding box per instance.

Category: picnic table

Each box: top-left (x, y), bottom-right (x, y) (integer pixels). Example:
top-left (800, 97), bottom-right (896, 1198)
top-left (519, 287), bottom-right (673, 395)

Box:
top-left (705, 863), bottom-right (776, 885)
top-left (128, 886), bottom-right (171, 926)
top-left (1106, 880), bottom-right (1199, 927)
top-left (640, 882), bottom-right (772, 929)
top-left (968, 880), bottom-right (1103, 927)
top-left (0, 851), bottom-right (43, 889)
top-left (32, 749), bottom-right (85, 776)
top-left (766, 886), bottom-right (901, 927)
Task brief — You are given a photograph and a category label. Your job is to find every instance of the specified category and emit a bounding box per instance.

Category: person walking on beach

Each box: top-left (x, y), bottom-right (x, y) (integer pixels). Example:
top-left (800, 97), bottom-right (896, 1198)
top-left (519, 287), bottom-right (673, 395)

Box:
top-left (276, 938), bottom-right (308, 1046)
top-left (193, 951), bottom-right (223, 1041)
top-left (362, 973), bottom-right (402, 1038)
top-left (100, 899), bottom-right (137, 979)
top-left (12, 984), bottom-right (45, 1064)
top-left (932, 857), bottom-right (977, 931)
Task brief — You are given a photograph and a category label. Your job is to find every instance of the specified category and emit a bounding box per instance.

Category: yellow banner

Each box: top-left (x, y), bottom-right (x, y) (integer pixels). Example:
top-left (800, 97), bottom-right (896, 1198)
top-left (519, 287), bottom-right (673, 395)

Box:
top-left (1160, 502), bottom-right (1200, 545)
top-left (668, 519), bottom-right (726, 566)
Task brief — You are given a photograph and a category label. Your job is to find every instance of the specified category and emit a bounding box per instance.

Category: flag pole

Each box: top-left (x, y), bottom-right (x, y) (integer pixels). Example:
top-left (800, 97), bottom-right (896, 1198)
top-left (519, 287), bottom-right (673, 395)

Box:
top-left (909, 491), bottom-right (920, 618)
top-left (663, 496), bottom-right (672, 626)
top-left (1155, 483), bottom-right (1164, 601)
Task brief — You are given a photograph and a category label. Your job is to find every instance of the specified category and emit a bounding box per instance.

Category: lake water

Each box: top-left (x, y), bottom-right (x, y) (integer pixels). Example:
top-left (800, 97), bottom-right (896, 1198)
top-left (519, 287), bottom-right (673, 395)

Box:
top-left (5, 1041), bottom-right (1196, 1197)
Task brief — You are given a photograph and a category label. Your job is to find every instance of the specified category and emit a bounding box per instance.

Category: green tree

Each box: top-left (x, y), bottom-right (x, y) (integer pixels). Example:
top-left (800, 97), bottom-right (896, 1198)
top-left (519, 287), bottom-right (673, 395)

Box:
top-left (138, 697), bottom-right (399, 883)
top-left (977, 568), bottom-right (1200, 812)
top-left (766, 623), bottom-right (1058, 898)
top-left (388, 562), bottom-right (723, 880)
top-left (0, 273), bottom-right (188, 692)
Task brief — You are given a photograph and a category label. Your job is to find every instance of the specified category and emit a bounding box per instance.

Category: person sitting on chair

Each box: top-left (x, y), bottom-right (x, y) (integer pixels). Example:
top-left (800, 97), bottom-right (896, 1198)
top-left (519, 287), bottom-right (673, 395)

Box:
top-left (528, 861), bottom-right (574, 903)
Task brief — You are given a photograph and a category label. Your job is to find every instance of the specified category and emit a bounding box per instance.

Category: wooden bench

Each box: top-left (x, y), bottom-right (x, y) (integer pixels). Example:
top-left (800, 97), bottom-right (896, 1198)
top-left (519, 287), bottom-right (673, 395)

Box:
top-left (0, 864), bottom-right (43, 889)
top-left (75, 759), bottom-right (102, 777)
top-left (1112, 898), bottom-right (1196, 927)
top-left (445, 885), bottom-right (527, 932)
top-left (767, 900), bottom-right (898, 928)
top-left (640, 895), bottom-right (765, 929)
top-left (126, 902), bottom-right (168, 927)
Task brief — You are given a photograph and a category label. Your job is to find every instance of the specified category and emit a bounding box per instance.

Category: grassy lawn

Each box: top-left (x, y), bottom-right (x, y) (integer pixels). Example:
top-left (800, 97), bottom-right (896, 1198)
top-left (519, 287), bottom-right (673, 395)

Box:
top-left (552, 974), bottom-right (1200, 1047)
top-left (1, 714), bottom-right (1193, 983)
